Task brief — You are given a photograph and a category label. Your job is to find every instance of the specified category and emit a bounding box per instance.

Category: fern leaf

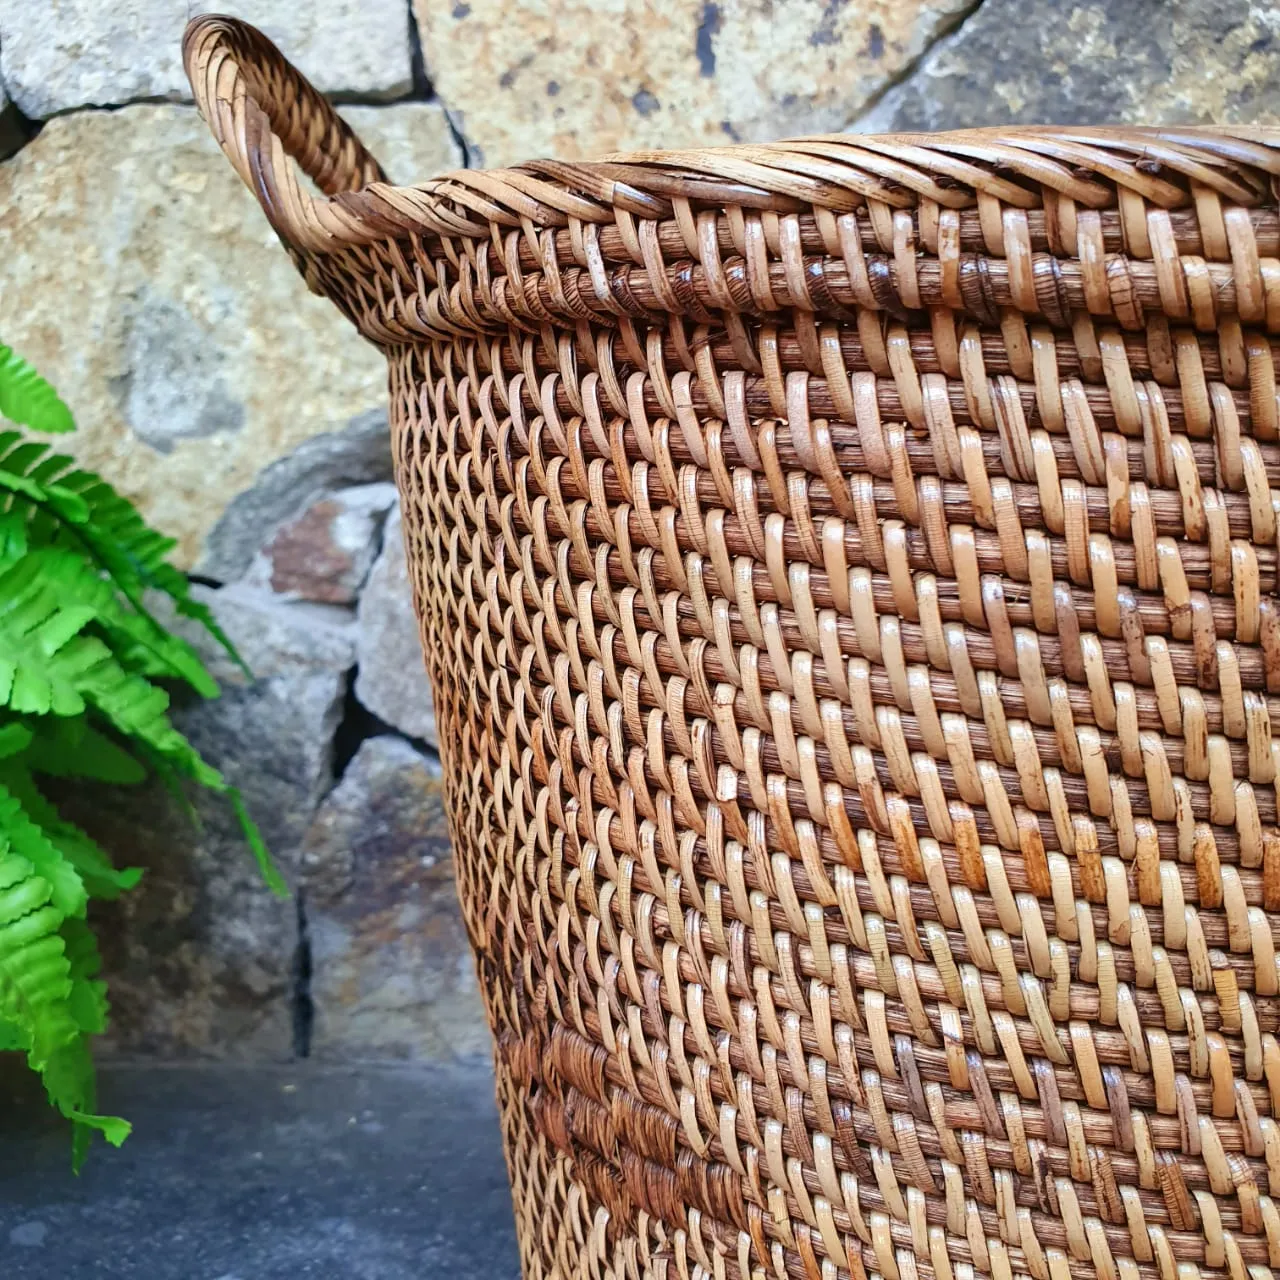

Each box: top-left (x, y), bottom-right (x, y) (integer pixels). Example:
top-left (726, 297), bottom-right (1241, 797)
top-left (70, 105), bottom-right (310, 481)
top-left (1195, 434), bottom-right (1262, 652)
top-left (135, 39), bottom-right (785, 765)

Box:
top-left (18, 717), bottom-right (146, 786)
top-left (0, 852), bottom-right (78, 1066)
top-left (0, 722), bottom-right (33, 760)
top-left (1, 440), bottom-right (57, 477)
top-left (0, 468), bottom-right (90, 523)
top-left (0, 1015), bottom-right (28, 1050)
top-left (29, 451), bottom-right (76, 484)
top-left (0, 559), bottom-right (282, 894)
top-left (0, 344), bottom-right (75, 434)
top-left (0, 450), bottom-right (245, 679)
top-left (0, 830), bottom-right (124, 1170)
top-left (229, 789), bottom-right (287, 897)
top-left (0, 554), bottom-right (210, 771)
top-left (79, 661), bottom-right (220, 787)
top-left (0, 555), bottom-right (101, 715)
top-left (54, 824), bottom-right (142, 902)
top-left (0, 783), bottom-right (85, 918)
top-left (15, 546), bottom-right (219, 697)
top-left (71, 1108), bottom-right (131, 1154)
top-left (0, 464), bottom-right (58, 504)
top-left (61, 918), bottom-right (108, 1035)
top-left (58, 478), bottom-right (248, 678)
top-left (0, 510), bottom-right (27, 568)
top-left (40, 1035), bottom-right (130, 1170)
top-left (0, 764), bottom-right (141, 901)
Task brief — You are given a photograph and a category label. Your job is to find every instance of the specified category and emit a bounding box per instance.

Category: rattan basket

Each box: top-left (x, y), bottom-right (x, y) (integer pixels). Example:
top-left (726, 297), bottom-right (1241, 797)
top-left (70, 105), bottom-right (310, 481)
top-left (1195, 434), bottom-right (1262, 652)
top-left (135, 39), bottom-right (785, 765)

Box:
top-left (186, 16), bottom-right (1280, 1280)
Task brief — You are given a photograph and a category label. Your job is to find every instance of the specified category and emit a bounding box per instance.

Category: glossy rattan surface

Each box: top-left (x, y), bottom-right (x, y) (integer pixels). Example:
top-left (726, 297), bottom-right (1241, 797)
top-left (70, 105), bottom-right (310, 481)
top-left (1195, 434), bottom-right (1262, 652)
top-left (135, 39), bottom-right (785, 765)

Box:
top-left (187, 16), bottom-right (1280, 1280)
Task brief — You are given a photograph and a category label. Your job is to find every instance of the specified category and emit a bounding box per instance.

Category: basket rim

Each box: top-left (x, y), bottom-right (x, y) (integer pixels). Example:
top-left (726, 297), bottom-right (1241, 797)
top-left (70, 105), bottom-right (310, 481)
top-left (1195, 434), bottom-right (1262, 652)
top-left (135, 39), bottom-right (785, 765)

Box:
top-left (288, 124), bottom-right (1280, 253)
top-left (405, 124), bottom-right (1277, 224)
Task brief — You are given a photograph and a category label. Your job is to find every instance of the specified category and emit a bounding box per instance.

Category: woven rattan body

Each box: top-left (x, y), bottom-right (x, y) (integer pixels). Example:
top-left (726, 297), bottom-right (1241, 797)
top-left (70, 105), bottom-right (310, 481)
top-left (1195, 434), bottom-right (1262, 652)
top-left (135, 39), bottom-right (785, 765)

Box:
top-left (187, 17), bottom-right (1280, 1280)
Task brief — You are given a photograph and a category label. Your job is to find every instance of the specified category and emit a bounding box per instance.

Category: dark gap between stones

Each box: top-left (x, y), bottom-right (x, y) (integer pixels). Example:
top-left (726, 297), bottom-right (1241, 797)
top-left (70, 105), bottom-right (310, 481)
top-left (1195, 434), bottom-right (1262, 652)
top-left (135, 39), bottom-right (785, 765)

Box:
top-left (331, 668), bottom-right (386, 781)
top-left (406, 0), bottom-right (434, 99)
top-left (330, 668), bottom-right (438, 785)
top-left (0, 101), bottom-right (36, 162)
top-left (443, 109), bottom-right (474, 168)
top-left (291, 889), bottom-right (314, 1058)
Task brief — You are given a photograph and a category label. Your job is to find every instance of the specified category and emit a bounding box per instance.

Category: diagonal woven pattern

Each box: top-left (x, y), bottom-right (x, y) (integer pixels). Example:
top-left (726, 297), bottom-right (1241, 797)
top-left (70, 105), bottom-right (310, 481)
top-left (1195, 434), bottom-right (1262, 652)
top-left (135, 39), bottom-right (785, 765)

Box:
top-left (187, 17), bottom-right (1280, 1280)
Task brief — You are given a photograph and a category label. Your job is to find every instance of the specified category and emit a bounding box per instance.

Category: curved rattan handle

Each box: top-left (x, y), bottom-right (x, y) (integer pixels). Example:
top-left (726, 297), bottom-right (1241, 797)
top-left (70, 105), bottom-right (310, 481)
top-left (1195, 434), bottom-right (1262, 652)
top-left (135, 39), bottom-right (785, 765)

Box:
top-left (183, 15), bottom-right (388, 255)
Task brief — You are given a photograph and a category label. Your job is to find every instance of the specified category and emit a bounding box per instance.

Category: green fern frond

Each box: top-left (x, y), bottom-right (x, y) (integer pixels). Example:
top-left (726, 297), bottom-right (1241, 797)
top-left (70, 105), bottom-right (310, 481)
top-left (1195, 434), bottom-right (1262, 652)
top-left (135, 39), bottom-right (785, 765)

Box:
top-left (61, 918), bottom-right (109, 1035)
top-left (0, 765), bottom-right (141, 901)
top-left (0, 465), bottom-right (90, 525)
top-left (0, 340), bottom-right (276, 1165)
top-left (62, 483), bottom-right (248, 678)
top-left (0, 851), bottom-right (77, 1067)
top-left (0, 1016), bottom-right (27, 1050)
top-left (40, 1035), bottom-right (130, 1171)
top-left (0, 722), bottom-right (33, 760)
top-left (0, 438), bottom-right (247, 677)
top-left (0, 554), bottom-right (225, 785)
top-left (0, 510), bottom-right (28, 568)
top-left (13, 546), bottom-right (219, 697)
top-left (0, 344), bottom-right (75, 435)
top-left (2, 439), bottom-right (59, 477)
top-left (0, 553), bottom-right (154, 716)
top-left (19, 717), bottom-right (146, 786)
top-left (0, 784), bottom-right (85, 918)
top-left (0, 593), bottom-right (278, 891)
top-left (229, 789), bottom-right (286, 897)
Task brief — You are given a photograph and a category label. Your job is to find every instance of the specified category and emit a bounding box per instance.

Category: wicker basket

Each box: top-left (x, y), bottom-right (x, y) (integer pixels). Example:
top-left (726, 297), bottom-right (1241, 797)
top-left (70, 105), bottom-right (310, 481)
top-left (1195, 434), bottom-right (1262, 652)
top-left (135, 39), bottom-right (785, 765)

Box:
top-left (186, 16), bottom-right (1280, 1280)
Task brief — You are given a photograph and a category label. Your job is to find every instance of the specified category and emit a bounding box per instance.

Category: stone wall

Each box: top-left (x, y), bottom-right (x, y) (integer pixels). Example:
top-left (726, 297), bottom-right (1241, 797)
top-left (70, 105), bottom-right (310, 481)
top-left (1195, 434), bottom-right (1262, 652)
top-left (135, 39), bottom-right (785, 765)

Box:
top-left (0, 3), bottom-right (474, 1063)
top-left (0, 0), bottom-right (1276, 1063)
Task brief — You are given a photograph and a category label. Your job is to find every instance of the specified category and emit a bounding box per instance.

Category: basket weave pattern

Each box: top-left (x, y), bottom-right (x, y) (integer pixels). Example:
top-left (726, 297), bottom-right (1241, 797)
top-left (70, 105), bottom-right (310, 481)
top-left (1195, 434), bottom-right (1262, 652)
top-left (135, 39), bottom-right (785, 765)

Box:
top-left (187, 19), bottom-right (1280, 1280)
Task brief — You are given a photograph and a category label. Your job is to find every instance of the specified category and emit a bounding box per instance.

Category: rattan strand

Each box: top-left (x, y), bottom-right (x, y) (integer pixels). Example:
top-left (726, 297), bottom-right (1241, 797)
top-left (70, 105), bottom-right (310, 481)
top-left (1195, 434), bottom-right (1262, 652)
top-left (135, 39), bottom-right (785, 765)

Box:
top-left (187, 17), bottom-right (1280, 1280)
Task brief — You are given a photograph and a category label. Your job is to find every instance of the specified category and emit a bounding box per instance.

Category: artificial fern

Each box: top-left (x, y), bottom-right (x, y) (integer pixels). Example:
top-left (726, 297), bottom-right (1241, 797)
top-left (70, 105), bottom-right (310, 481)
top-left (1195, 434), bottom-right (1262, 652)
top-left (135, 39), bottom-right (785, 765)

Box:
top-left (0, 342), bottom-right (279, 1167)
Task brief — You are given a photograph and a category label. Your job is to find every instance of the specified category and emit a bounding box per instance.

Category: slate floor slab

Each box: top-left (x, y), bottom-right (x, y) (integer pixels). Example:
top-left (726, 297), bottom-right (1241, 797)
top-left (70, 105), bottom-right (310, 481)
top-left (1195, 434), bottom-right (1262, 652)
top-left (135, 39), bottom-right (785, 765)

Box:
top-left (0, 1060), bottom-right (520, 1280)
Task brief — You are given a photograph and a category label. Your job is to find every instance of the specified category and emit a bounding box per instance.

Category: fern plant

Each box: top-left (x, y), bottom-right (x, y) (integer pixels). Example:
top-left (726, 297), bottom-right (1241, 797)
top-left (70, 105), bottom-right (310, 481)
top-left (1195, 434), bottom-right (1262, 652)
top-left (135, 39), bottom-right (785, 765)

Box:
top-left (0, 341), bottom-right (280, 1169)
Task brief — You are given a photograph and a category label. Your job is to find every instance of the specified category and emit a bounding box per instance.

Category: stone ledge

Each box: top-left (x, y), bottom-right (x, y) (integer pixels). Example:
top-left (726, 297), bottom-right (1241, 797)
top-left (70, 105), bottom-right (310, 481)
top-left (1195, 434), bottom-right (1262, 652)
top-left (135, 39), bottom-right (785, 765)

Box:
top-left (0, 0), bottom-right (415, 120)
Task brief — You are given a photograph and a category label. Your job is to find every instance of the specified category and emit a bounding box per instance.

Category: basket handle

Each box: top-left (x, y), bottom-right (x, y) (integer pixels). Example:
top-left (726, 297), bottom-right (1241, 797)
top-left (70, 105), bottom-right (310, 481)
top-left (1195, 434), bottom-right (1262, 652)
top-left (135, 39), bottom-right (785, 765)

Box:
top-left (183, 15), bottom-right (388, 255)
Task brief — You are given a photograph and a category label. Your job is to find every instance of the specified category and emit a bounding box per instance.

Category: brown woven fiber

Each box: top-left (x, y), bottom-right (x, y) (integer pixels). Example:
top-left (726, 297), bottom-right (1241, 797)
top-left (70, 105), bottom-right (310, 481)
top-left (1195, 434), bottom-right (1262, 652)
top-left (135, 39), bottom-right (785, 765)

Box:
top-left (186, 16), bottom-right (1280, 1280)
